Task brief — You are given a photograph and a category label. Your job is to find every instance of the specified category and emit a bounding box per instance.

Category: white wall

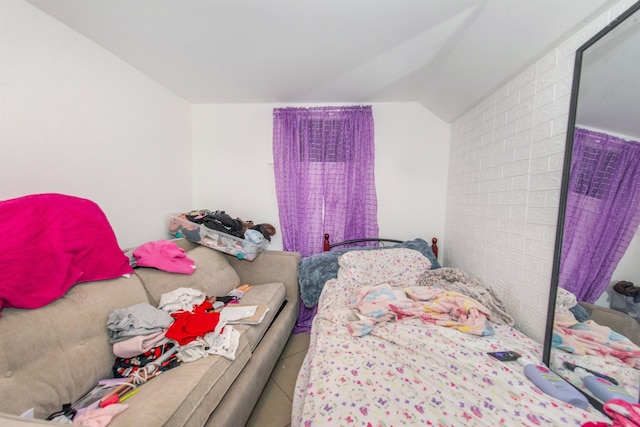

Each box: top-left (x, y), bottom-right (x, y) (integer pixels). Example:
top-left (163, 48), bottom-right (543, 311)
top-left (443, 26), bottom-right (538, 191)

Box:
top-left (595, 227), bottom-right (640, 307)
top-left (191, 102), bottom-right (450, 254)
top-left (0, 0), bottom-right (192, 248)
top-left (2, 1), bottom-right (451, 255)
top-left (611, 228), bottom-right (640, 289)
top-left (445, 0), bottom-right (637, 342)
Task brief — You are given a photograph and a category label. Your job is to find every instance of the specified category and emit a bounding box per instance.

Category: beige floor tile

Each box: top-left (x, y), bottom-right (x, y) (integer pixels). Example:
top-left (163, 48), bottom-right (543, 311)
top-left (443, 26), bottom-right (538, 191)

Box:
top-left (248, 333), bottom-right (311, 426)
top-left (279, 332), bottom-right (310, 360)
top-left (246, 378), bottom-right (293, 427)
top-left (270, 349), bottom-right (307, 400)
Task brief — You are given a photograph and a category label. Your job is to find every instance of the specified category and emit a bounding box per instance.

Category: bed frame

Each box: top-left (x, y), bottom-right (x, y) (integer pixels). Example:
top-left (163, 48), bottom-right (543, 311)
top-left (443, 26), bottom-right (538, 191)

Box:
top-left (323, 233), bottom-right (438, 258)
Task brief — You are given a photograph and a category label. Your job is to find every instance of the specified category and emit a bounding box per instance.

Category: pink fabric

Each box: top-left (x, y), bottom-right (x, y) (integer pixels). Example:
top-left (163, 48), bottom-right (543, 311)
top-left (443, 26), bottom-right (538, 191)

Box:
top-left (604, 399), bottom-right (640, 427)
top-left (0, 193), bottom-right (133, 315)
top-left (348, 284), bottom-right (494, 337)
top-left (133, 240), bottom-right (196, 275)
top-left (112, 331), bottom-right (167, 358)
top-left (73, 403), bottom-right (128, 426)
top-left (554, 318), bottom-right (640, 368)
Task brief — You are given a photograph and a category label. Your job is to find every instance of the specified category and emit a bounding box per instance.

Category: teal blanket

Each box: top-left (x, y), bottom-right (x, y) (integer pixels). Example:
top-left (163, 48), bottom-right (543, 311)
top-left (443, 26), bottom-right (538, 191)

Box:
top-left (298, 238), bottom-right (440, 308)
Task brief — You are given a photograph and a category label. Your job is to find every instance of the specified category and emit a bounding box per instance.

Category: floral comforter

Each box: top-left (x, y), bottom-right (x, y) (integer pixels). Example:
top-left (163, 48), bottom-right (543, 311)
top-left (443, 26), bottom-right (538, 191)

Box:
top-left (549, 288), bottom-right (640, 402)
top-left (291, 249), bottom-right (610, 426)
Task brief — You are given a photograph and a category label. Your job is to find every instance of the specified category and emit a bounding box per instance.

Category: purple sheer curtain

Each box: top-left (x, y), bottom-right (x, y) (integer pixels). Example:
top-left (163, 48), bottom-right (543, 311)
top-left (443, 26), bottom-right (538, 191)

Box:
top-left (273, 105), bottom-right (378, 334)
top-left (272, 105), bottom-right (379, 257)
top-left (560, 128), bottom-right (640, 303)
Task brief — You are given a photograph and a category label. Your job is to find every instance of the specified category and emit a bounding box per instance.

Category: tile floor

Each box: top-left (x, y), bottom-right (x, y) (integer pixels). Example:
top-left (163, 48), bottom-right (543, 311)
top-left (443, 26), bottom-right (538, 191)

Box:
top-left (246, 332), bottom-right (310, 427)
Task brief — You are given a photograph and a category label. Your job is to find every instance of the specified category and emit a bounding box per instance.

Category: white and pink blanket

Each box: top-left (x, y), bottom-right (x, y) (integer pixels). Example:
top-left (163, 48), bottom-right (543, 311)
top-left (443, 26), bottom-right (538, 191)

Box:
top-left (348, 284), bottom-right (495, 337)
top-left (553, 319), bottom-right (640, 368)
top-left (553, 287), bottom-right (640, 368)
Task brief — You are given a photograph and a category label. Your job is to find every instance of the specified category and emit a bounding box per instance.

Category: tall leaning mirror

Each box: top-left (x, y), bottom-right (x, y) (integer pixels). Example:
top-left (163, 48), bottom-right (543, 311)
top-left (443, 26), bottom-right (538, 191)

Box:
top-left (543, 0), bottom-right (640, 413)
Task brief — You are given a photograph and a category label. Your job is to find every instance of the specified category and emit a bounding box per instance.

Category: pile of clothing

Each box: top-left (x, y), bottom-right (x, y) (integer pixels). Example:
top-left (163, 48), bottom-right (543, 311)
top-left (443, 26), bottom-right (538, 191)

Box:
top-left (48, 286), bottom-right (249, 425)
top-left (107, 287), bottom-right (246, 375)
top-left (183, 209), bottom-right (276, 241)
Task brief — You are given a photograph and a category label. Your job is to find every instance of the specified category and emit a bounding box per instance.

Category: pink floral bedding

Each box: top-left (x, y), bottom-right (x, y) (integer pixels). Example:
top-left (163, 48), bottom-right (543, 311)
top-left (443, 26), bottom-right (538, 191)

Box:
top-left (553, 320), bottom-right (640, 367)
top-left (292, 249), bottom-right (610, 426)
top-left (553, 288), bottom-right (640, 368)
top-left (549, 349), bottom-right (640, 407)
top-left (549, 288), bottom-right (640, 403)
top-left (347, 284), bottom-right (495, 337)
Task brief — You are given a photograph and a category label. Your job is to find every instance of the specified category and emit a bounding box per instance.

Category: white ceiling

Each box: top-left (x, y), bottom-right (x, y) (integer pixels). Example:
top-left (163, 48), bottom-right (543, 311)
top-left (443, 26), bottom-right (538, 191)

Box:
top-left (26, 0), bottom-right (618, 122)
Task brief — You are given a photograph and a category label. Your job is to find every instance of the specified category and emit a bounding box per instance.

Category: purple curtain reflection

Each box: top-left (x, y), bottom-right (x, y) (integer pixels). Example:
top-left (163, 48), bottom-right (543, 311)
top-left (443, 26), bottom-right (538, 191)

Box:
top-left (560, 128), bottom-right (640, 303)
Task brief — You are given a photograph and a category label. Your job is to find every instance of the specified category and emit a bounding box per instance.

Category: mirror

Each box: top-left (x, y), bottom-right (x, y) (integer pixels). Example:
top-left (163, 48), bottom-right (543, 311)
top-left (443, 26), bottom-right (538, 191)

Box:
top-left (543, 0), bottom-right (640, 414)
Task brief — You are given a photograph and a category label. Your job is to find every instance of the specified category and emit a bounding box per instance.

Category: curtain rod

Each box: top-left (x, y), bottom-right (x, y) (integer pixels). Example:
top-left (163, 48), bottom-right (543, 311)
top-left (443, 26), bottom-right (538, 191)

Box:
top-left (274, 105), bottom-right (371, 113)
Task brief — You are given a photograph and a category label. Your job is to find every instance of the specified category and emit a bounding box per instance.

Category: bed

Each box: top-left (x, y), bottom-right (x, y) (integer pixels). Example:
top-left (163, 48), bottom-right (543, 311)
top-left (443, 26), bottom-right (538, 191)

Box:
top-left (291, 236), bottom-right (616, 426)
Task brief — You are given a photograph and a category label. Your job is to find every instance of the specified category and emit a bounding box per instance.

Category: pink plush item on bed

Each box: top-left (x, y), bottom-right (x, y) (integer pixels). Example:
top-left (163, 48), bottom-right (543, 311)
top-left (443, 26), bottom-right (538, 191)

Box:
top-left (0, 193), bottom-right (133, 315)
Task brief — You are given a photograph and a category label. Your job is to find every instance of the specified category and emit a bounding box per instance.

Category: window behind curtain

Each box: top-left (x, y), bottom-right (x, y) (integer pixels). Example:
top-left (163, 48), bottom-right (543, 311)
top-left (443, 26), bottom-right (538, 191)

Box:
top-left (303, 118), bottom-right (352, 162)
top-left (571, 134), bottom-right (620, 200)
top-left (273, 105), bottom-right (378, 257)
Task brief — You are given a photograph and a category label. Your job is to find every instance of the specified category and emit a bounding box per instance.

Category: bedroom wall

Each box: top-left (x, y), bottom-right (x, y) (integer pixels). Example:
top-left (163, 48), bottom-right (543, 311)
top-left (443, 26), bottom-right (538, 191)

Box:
top-left (191, 102), bottom-right (450, 255)
top-left (3, 0), bottom-right (450, 255)
top-left (0, 0), bottom-right (193, 249)
top-left (444, 0), bottom-right (637, 342)
top-left (598, 228), bottom-right (640, 307)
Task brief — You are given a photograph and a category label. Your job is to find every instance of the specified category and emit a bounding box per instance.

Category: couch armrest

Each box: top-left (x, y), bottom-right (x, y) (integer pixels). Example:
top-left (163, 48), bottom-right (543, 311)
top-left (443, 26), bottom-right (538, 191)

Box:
top-left (227, 250), bottom-right (301, 307)
top-left (579, 302), bottom-right (640, 346)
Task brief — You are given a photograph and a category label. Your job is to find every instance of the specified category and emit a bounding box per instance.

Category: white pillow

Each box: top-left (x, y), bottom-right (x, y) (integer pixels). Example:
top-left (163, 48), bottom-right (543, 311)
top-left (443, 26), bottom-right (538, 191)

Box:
top-left (555, 287), bottom-right (579, 321)
top-left (336, 247), bottom-right (431, 287)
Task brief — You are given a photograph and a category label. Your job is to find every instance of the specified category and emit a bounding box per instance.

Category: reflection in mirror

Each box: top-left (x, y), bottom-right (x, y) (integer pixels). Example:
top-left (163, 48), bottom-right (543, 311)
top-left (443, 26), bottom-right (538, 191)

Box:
top-left (543, 0), bottom-right (640, 414)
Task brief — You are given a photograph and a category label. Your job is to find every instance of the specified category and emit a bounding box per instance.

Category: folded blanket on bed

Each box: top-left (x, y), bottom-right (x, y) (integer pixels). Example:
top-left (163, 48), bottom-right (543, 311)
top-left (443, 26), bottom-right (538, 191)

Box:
top-left (298, 238), bottom-right (440, 308)
top-left (418, 267), bottom-right (515, 326)
top-left (348, 284), bottom-right (494, 337)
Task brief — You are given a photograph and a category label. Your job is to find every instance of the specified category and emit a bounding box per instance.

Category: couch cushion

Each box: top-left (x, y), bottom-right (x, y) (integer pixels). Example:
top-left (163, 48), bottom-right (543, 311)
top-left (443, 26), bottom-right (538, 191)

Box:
top-left (0, 276), bottom-right (149, 419)
top-left (135, 246), bottom-right (241, 306)
top-left (109, 332), bottom-right (252, 427)
top-left (233, 282), bottom-right (287, 352)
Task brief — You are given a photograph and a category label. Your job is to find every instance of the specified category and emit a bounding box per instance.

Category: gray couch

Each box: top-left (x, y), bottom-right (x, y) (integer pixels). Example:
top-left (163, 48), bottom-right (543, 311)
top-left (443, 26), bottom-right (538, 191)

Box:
top-left (579, 301), bottom-right (640, 346)
top-left (0, 239), bottom-right (300, 427)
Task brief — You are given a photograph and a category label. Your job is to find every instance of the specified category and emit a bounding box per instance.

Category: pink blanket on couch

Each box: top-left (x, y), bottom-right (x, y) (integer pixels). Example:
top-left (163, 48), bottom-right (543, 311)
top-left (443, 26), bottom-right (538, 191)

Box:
top-left (0, 193), bottom-right (133, 315)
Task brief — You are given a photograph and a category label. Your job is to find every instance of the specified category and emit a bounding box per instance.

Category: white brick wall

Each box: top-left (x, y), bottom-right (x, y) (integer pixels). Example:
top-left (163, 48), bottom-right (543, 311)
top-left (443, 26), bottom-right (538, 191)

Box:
top-left (444, 0), bottom-right (636, 342)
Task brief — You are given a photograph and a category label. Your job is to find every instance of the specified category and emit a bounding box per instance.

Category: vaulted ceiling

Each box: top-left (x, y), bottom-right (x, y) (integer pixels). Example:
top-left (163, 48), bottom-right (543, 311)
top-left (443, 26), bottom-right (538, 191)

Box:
top-left (26, 0), bottom-right (618, 122)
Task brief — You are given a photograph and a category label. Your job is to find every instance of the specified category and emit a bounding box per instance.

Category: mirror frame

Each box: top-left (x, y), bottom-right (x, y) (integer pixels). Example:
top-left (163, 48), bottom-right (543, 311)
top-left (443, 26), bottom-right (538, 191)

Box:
top-left (542, 0), bottom-right (640, 410)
